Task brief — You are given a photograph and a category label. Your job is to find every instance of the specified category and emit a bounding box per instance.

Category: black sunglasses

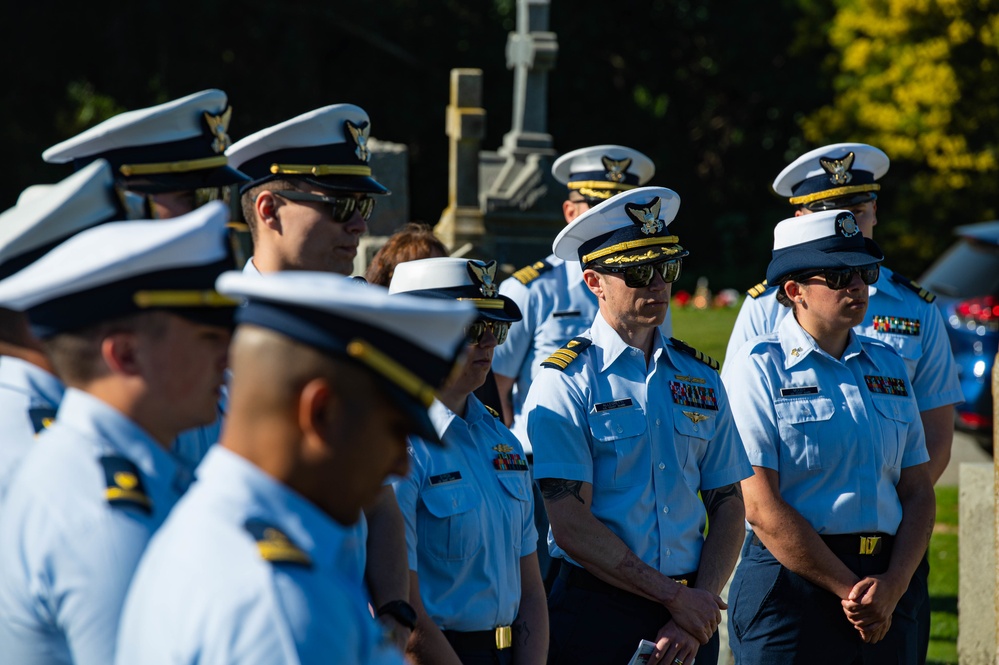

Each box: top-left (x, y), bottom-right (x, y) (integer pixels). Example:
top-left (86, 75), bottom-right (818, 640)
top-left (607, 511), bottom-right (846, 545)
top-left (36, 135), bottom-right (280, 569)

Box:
top-left (465, 320), bottom-right (511, 346)
top-left (273, 190), bottom-right (375, 223)
top-left (794, 263), bottom-right (880, 290)
top-left (594, 259), bottom-right (683, 289)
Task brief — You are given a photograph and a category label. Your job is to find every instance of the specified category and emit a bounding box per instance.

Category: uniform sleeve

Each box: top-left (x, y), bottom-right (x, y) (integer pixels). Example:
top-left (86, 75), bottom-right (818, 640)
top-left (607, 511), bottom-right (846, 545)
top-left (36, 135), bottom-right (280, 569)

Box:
top-left (910, 299), bottom-right (964, 411)
top-left (695, 380), bottom-right (753, 490)
top-left (392, 440), bottom-right (425, 572)
top-left (523, 367), bottom-right (593, 483)
top-left (722, 347), bottom-right (781, 471)
top-left (722, 293), bottom-right (775, 380)
top-left (493, 278), bottom-right (536, 379)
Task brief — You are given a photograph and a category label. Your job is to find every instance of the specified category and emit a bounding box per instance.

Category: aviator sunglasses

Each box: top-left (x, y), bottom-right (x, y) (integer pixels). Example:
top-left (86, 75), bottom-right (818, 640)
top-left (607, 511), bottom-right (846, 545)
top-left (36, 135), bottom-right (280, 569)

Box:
top-left (594, 258), bottom-right (683, 289)
top-left (273, 190), bottom-right (375, 223)
top-left (465, 320), bottom-right (511, 346)
top-left (793, 263), bottom-right (880, 290)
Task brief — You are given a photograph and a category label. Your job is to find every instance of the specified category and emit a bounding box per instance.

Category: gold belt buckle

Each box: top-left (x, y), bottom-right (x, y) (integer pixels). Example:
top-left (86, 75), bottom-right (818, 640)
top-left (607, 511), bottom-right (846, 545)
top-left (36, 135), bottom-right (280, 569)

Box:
top-left (858, 536), bottom-right (882, 555)
top-left (495, 625), bottom-right (512, 650)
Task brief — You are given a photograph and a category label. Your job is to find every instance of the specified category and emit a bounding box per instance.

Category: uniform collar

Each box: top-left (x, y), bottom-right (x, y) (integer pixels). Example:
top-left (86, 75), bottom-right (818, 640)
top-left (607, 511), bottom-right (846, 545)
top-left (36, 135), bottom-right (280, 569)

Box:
top-left (198, 445), bottom-right (347, 569)
top-left (0, 356), bottom-right (64, 407)
top-left (429, 393), bottom-right (489, 438)
top-left (778, 313), bottom-right (870, 368)
top-left (593, 311), bottom-right (665, 372)
top-left (242, 257), bottom-right (262, 276)
top-left (866, 265), bottom-right (901, 301)
top-left (57, 388), bottom-right (183, 491)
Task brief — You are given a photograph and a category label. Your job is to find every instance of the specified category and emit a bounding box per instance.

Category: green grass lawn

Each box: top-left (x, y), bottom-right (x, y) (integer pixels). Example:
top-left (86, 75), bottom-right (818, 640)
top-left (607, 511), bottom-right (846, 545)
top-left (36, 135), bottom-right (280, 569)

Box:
top-left (673, 302), bottom-right (961, 664)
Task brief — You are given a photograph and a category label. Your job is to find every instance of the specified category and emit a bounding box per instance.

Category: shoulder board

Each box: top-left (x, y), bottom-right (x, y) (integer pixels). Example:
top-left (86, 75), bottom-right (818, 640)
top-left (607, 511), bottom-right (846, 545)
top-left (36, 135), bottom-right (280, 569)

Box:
top-left (28, 407), bottom-right (56, 435)
top-left (889, 271), bottom-right (936, 303)
top-left (511, 259), bottom-right (554, 285)
top-left (99, 455), bottom-right (152, 514)
top-left (540, 336), bottom-right (592, 371)
top-left (745, 279), bottom-right (769, 299)
top-left (244, 518), bottom-right (312, 568)
top-left (484, 404), bottom-right (501, 418)
top-left (669, 337), bottom-right (720, 371)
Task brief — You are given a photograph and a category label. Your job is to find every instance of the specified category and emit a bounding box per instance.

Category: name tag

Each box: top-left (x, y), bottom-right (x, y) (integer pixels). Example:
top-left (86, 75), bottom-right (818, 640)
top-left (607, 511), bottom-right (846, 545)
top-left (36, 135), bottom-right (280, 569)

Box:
top-left (595, 398), bottom-right (634, 412)
top-left (779, 386), bottom-right (819, 397)
top-left (429, 471), bottom-right (462, 486)
top-left (553, 310), bottom-right (582, 318)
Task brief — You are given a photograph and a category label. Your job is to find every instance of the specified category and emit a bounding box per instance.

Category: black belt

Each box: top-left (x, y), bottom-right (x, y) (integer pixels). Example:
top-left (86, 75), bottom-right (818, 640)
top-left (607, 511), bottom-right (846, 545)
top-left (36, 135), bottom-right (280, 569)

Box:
top-left (443, 626), bottom-right (512, 652)
top-left (751, 532), bottom-right (894, 557)
top-left (559, 563), bottom-right (697, 600)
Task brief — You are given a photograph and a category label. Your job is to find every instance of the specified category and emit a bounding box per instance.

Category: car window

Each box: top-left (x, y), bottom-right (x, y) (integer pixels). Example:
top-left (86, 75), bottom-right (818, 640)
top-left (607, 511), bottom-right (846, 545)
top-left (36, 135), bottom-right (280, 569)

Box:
top-left (920, 238), bottom-right (999, 298)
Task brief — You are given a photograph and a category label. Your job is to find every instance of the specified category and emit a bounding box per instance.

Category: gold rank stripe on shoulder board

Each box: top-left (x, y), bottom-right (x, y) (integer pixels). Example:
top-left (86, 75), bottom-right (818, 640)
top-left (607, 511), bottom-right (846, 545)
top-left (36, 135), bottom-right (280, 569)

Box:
top-left (669, 337), bottom-right (720, 371)
top-left (540, 336), bottom-right (592, 371)
top-left (99, 455), bottom-right (152, 514)
top-left (244, 519), bottom-right (312, 568)
top-left (889, 271), bottom-right (936, 303)
top-left (512, 260), bottom-right (554, 285)
top-left (746, 279), bottom-right (769, 299)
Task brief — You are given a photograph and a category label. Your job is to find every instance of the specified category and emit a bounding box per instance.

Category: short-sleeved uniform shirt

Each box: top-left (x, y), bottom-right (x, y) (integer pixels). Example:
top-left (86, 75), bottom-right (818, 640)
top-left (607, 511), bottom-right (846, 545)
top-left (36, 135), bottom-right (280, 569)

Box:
top-left (394, 396), bottom-right (537, 632)
top-left (0, 388), bottom-right (191, 665)
top-left (524, 312), bottom-right (752, 576)
top-left (115, 445), bottom-right (402, 665)
top-left (723, 314), bottom-right (929, 534)
top-left (0, 357), bottom-right (62, 502)
top-left (724, 267), bottom-right (962, 413)
top-left (495, 255), bottom-right (673, 452)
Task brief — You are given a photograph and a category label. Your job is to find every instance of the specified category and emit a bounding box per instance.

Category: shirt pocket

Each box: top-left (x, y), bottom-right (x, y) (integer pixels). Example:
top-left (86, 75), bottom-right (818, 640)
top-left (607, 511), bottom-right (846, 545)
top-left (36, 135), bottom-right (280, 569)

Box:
top-left (419, 483), bottom-right (482, 561)
top-left (588, 407), bottom-right (649, 488)
top-left (774, 397), bottom-right (836, 471)
top-left (496, 473), bottom-right (533, 555)
top-left (870, 396), bottom-right (918, 470)
top-left (671, 408), bottom-right (717, 470)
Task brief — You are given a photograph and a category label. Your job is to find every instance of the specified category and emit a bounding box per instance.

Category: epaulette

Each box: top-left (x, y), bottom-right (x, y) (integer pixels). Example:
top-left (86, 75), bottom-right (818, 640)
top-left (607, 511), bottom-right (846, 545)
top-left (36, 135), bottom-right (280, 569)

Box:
top-left (511, 259), bottom-right (554, 286)
top-left (484, 404), bottom-right (501, 418)
top-left (669, 337), bottom-right (720, 371)
top-left (28, 407), bottom-right (56, 435)
top-left (99, 455), bottom-right (152, 514)
top-left (889, 271), bottom-right (936, 303)
top-left (540, 336), bottom-right (592, 371)
top-left (746, 279), bottom-right (769, 299)
top-left (245, 518), bottom-right (312, 568)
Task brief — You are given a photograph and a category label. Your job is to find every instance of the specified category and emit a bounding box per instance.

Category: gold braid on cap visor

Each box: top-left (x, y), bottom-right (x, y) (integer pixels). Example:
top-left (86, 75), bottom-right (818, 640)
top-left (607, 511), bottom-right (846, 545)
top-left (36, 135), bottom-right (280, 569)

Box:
top-left (118, 155), bottom-right (229, 177)
top-left (269, 164), bottom-right (373, 177)
top-left (582, 236), bottom-right (681, 265)
top-left (567, 181), bottom-right (637, 199)
top-left (346, 339), bottom-right (438, 408)
top-left (133, 290), bottom-right (238, 308)
top-left (456, 298), bottom-right (505, 309)
top-left (788, 183), bottom-right (880, 205)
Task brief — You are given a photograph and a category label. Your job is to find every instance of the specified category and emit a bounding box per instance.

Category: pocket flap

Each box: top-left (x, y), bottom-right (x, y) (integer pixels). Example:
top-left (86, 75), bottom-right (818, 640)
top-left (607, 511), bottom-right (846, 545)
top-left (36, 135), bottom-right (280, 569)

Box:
top-left (871, 395), bottom-right (917, 423)
top-left (774, 397), bottom-right (835, 424)
top-left (672, 409), bottom-right (717, 439)
top-left (497, 473), bottom-right (532, 502)
top-left (588, 407), bottom-right (647, 442)
top-left (421, 484), bottom-right (478, 518)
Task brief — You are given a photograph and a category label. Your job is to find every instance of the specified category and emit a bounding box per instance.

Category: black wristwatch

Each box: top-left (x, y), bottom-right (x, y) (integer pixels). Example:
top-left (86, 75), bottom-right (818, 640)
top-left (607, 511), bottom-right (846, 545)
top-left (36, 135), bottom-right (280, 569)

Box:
top-left (376, 600), bottom-right (417, 631)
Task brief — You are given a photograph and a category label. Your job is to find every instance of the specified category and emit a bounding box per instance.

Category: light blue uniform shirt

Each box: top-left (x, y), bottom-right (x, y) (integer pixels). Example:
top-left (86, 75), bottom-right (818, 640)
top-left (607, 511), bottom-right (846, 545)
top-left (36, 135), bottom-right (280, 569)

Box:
top-left (723, 314), bottom-right (929, 535)
top-left (724, 267), bottom-right (963, 412)
top-left (495, 255), bottom-right (672, 453)
top-left (0, 357), bottom-right (63, 502)
top-left (116, 446), bottom-right (401, 665)
top-left (524, 312), bottom-right (752, 576)
top-left (0, 389), bottom-right (191, 665)
top-left (394, 396), bottom-right (536, 632)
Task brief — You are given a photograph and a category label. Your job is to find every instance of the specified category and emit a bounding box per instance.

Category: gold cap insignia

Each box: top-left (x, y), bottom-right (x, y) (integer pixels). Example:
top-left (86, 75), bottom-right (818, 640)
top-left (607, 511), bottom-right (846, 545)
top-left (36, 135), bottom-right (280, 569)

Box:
top-left (467, 260), bottom-right (499, 297)
top-left (624, 197), bottom-right (664, 235)
top-left (204, 107), bottom-right (233, 154)
top-left (493, 444), bottom-right (514, 454)
top-left (601, 155), bottom-right (633, 183)
top-left (835, 211), bottom-right (860, 238)
top-left (345, 120), bottom-right (371, 163)
top-left (819, 151), bottom-right (854, 186)
top-left (682, 410), bottom-right (709, 424)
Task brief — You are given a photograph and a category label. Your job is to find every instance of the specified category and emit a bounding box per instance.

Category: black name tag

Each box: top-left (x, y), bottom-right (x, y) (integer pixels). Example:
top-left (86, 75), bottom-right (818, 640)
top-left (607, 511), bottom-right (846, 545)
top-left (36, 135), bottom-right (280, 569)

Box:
top-left (779, 386), bottom-right (819, 397)
top-left (429, 471), bottom-right (462, 486)
top-left (553, 310), bottom-right (582, 318)
top-left (595, 398), bottom-right (634, 412)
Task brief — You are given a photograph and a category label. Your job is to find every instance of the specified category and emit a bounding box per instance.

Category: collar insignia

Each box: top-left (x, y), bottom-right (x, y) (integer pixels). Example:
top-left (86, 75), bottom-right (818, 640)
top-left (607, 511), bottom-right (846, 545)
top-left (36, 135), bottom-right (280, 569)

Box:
top-left (493, 444), bottom-right (514, 454)
top-left (791, 347), bottom-right (802, 357)
top-left (682, 410), bottom-right (709, 424)
top-left (835, 211), bottom-right (860, 238)
top-left (819, 151), bottom-right (855, 186)
top-left (625, 197), bottom-right (664, 235)
top-left (602, 155), bottom-right (632, 183)
top-left (204, 107), bottom-right (233, 154)
top-left (467, 260), bottom-right (498, 297)
top-left (345, 120), bottom-right (371, 162)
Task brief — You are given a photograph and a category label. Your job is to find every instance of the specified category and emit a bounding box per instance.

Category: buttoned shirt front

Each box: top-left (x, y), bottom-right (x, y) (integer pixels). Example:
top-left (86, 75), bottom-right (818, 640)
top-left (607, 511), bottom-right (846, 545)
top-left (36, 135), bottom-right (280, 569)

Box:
top-left (0, 357), bottom-right (63, 502)
top-left (525, 312), bottom-right (752, 576)
top-left (495, 255), bottom-right (673, 452)
top-left (0, 388), bottom-right (190, 665)
top-left (723, 314), bottom-right (929, 535)
top-left (115, 446), bottom-right (400, 665)
top-left (724, 267), bottom-right (963, 412)
top-left (394, 396), bottom-right (536, 632)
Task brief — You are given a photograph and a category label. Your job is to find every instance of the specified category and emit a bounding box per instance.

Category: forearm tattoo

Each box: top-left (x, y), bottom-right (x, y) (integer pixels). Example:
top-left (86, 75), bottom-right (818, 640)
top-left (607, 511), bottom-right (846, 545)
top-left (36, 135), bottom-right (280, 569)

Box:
top-left (512, 618), bottom-right (531, 646)
top-left (702, 482), bottom-right (742, 516)
top-left (538, 478), bottom-right (584, 504)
